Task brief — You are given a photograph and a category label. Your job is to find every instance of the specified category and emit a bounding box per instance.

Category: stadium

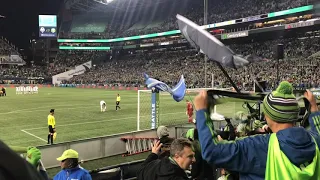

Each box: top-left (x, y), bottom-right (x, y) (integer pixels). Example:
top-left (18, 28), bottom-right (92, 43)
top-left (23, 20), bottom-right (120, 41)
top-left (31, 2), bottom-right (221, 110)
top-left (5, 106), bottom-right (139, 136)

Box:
top-left (1, 0), bottom-right (320, 179)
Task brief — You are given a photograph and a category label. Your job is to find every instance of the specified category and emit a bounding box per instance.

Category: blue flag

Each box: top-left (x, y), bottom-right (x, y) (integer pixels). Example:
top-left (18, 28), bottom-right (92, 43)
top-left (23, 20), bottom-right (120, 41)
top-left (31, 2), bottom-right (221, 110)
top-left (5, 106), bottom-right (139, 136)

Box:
top-left (144, 73), bottom-right (186, 102)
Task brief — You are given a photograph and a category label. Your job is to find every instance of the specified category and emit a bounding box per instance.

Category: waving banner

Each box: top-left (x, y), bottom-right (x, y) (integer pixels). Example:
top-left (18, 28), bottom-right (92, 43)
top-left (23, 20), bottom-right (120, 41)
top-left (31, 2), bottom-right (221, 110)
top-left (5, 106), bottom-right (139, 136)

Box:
top-left (144, 73), bottom-right (186, 102)
top-left (176, 14), bottom-right (263, 69)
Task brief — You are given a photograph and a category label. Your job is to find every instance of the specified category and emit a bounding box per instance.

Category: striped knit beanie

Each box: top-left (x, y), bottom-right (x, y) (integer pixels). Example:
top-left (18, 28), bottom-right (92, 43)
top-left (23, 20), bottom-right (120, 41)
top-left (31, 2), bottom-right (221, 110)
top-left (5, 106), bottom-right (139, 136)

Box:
top-left (262, 81), bottom-right (300, 123)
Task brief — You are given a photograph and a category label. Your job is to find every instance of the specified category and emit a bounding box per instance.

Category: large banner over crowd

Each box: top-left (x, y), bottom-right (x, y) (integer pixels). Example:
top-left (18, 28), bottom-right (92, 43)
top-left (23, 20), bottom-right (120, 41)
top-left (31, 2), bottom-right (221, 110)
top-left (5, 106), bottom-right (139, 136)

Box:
top-left (52, 61), bottom-right (92, 85)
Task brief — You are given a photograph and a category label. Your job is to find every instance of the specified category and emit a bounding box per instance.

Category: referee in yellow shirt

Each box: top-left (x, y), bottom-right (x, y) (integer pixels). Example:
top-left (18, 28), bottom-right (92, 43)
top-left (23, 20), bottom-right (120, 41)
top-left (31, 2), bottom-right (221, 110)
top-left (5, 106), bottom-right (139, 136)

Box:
top-left (116, 94), bottom-right (121, 111)
top-left (47, 109), bottom-right (56, 145)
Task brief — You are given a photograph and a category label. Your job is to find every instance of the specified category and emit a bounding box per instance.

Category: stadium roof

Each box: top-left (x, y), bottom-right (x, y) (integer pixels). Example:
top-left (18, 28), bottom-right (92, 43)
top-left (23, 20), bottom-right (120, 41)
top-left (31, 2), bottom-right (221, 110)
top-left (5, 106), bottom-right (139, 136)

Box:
top-left (64, 0), bottom-right (173, 13)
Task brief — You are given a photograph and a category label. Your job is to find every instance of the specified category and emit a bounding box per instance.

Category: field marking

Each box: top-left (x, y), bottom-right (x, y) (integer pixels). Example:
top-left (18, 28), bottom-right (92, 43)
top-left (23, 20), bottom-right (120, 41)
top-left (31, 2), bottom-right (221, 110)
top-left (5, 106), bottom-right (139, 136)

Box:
top-left (21, 130), bottom-right (47, 142)
top-left (22, 112), bottom-right (185, 131)
top-left (0, 103), bottom-right (137, 115)
top-left (0, 105), bottom-right (97, 115)
top-left (0, 104), bottom-right (87, 115)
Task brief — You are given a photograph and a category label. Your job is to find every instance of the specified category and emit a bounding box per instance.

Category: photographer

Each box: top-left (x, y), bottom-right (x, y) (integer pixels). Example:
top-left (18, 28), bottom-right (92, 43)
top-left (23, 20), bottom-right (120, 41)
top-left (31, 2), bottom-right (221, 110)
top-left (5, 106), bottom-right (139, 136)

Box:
top-left (194, 81), bottom-right (320, 179)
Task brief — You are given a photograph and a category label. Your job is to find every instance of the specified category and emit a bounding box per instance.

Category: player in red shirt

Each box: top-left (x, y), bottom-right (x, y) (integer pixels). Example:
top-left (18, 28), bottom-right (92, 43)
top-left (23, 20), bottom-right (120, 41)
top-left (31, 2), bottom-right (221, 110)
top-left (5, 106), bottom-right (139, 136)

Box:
top-left (186, 100), bottom-right (194, 123)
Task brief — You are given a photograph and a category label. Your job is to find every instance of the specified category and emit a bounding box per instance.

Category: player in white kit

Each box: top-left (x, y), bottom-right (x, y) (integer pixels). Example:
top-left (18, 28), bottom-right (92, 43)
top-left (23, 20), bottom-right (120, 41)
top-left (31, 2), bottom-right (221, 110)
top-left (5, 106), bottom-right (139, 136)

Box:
top-left (100, 100), bottom-right (106, 112)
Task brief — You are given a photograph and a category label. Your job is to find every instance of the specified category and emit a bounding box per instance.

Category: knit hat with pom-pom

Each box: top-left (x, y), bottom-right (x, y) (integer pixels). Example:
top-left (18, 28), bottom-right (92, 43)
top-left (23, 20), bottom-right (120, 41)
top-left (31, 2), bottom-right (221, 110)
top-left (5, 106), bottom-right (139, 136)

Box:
top-left (262, 81), bottom-right (300, 123)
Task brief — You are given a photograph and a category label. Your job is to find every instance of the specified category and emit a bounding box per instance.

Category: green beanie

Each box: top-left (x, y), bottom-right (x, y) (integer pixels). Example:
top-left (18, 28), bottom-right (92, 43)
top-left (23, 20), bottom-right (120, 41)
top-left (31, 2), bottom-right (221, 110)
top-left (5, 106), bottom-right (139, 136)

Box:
top-left (262, 81), bottom-right (300, 123)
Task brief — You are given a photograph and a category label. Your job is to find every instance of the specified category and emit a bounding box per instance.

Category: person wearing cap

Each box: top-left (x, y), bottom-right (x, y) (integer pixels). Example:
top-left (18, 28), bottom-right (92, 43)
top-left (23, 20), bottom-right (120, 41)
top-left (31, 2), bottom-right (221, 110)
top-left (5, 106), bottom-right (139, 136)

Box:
top-left (54, 149), bottom-right (92, 180)
top-left (47, 109), bottom-right (56, 144)
top-left (194, 81), bottom-right (320, 179)
top-left (157, 126), bottom-right (174, 159)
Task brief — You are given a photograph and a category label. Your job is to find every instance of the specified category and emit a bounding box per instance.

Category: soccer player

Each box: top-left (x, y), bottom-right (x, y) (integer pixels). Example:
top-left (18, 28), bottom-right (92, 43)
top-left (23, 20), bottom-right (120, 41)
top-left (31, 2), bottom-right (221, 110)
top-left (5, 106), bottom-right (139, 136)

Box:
top-left (186, 100), bottom-right (194, 123)
top-left (100, 100), bottom-right (106, 112)
top-left (47, 109), bottom-right (56, 145)
top-left (116, 94), bottom-right (121, 111)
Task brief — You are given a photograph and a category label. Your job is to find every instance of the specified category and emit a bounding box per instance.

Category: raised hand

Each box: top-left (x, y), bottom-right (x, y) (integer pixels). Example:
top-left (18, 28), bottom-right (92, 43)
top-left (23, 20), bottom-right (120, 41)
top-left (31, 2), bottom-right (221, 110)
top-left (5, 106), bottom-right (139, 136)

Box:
top-left (151, 140), bottom-right (163, 155)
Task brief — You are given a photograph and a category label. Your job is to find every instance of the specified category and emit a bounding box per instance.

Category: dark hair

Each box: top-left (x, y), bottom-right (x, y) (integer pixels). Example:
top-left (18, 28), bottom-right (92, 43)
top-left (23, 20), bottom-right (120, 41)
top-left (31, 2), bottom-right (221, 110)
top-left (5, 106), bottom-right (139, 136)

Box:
top-left (170, 138), bottom-right (192, 157)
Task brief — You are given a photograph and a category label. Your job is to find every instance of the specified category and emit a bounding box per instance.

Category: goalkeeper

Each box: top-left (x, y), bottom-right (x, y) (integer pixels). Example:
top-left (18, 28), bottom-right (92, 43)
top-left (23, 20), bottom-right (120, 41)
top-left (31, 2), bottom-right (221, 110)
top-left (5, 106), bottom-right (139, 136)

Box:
top-left (194, 81), bottom-right (320, 179)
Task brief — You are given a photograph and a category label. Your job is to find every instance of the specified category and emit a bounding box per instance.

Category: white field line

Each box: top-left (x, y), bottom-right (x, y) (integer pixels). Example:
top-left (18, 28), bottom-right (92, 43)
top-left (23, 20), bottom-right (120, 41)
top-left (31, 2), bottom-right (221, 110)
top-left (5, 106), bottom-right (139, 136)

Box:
top-left (0, 104), bottom-right (84, 114)
top-left (21, 130), bottom-right (47, 142)
top-left (0, 103), bottom-right (137, 115)
top-left (22, 112), bottom-right (185, 131)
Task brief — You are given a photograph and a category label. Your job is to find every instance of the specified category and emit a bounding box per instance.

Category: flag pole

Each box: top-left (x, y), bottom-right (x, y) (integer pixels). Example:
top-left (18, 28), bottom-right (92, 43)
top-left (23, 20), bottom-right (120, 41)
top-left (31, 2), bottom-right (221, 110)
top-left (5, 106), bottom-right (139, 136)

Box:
top-left (211, 73), bottom-right (214, 88)
top-left (215, 61), bottom-right (240, 93)
top-left (204, 0), bottom-right (208, 88)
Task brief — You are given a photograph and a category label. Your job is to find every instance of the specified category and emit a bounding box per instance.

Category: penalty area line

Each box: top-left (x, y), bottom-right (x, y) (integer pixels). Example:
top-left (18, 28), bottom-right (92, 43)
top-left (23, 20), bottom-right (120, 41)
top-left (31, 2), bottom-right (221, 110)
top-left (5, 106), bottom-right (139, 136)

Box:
top-left (21, 130), bottom-right (47, 142)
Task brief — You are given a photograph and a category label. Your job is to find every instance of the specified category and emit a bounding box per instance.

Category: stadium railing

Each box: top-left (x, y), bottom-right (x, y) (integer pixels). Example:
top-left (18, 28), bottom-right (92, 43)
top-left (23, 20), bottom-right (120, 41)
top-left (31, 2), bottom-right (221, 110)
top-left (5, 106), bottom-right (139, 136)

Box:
top-left (37, 125), bottom-right (193, 169)
top-left (90, 160), bottom-right (144, 180)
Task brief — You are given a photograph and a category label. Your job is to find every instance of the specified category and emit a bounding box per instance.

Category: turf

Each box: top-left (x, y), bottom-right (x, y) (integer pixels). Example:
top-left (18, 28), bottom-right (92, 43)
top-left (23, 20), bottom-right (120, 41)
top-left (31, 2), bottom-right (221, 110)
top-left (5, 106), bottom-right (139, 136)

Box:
top-left (0, 87), bottom-right (246, 147)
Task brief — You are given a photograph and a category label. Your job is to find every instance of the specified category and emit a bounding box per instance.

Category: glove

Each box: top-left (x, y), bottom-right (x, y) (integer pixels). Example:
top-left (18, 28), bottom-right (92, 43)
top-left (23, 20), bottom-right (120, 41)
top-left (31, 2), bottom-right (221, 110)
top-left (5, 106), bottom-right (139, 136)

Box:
top-left (26, 146), bottom-right (41, 167)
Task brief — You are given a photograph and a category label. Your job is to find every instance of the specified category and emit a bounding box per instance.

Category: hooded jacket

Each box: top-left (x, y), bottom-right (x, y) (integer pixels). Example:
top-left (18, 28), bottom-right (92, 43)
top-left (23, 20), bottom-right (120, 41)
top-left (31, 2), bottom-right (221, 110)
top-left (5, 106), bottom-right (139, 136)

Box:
top-left (137, 153), bottom-right (189, 180)
top-left (196, 110), bottom-right (320, 180)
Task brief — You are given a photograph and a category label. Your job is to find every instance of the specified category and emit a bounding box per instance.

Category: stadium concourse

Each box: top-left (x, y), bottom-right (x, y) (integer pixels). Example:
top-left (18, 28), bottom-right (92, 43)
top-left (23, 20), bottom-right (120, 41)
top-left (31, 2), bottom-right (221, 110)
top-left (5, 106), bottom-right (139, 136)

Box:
top-left (1, 0), bottom-right (320, 179)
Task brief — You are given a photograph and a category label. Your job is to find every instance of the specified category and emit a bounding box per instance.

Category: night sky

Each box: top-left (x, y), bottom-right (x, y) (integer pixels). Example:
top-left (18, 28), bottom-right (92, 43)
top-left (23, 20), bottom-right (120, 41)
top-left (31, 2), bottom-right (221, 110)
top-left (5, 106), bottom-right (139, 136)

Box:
top-left (0, 0), bottom-right (63, 49)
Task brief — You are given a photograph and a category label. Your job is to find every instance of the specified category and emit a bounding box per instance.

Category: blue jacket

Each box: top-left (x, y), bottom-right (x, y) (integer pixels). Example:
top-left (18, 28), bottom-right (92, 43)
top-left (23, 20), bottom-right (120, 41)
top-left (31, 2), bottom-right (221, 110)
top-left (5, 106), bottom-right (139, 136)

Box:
top-left (196, 110), bottom-right (320, 180)
top-left (53, 166), bottom-right (92, 180)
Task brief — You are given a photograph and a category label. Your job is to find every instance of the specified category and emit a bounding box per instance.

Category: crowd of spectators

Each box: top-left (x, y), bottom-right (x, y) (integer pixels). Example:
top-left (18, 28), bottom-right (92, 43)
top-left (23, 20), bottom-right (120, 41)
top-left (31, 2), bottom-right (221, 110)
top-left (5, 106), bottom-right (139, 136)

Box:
top-left (2, 34), bottom-right (319, 91)
top-left (0, 50), bottom-right (106, 84)
top-left (59, 0), bottom-right (314, 39)
top-left (63, 35), bottom-right (320, 91)
top-left (0, 37), bottom-right (20, 56)
top-left (51, 50), bottom-right (105, 75)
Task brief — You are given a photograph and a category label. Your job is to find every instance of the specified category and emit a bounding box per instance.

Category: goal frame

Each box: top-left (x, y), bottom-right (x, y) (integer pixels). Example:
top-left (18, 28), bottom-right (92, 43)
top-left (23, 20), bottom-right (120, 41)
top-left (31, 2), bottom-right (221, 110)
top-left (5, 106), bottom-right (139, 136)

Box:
top-left (137, 88), bottom-right (221, 131)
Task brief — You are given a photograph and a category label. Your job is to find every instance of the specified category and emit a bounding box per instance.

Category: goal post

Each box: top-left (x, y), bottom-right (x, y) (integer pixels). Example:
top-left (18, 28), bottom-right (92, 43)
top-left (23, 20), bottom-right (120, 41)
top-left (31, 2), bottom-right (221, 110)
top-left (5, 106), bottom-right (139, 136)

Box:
top-left (137, 88), bottom-right (219, 131)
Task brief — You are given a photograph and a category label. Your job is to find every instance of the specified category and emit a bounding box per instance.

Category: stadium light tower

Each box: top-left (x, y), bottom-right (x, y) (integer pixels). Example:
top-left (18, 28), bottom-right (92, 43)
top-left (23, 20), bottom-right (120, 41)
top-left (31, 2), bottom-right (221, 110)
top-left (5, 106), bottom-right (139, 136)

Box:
top-left (204, 0), bottom-right (208, 88)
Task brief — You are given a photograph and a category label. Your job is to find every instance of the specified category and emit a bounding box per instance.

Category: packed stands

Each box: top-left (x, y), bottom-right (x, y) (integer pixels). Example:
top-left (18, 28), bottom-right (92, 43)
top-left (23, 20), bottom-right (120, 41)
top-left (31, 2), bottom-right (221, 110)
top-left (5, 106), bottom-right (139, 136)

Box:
top-left (0, 37), bottom-right (25, 65)
top-left (2, 35), bottom-right (320, 89)
top-left (63, 34), bottom-right (320, 90)
top-left (59, 0), bottom-right (314, 39)
top-left (52, 50), bottom-right (106, 75)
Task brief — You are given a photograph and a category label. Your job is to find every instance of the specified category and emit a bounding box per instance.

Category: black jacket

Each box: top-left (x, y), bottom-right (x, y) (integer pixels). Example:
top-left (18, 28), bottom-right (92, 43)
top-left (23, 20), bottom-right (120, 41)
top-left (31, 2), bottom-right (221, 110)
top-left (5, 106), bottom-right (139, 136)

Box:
top-left (189, 129), bottom-right (215, 180)
top-left (137, 153), bottom-right (189, 180)
top-left (0, 140), bottom-right (45, 180)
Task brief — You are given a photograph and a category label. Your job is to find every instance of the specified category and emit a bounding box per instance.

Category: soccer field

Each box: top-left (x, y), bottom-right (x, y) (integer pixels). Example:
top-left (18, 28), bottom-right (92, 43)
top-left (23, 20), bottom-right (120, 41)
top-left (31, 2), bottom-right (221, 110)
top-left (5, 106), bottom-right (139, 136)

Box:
top-left (0, 87), bottom-right (245, 147)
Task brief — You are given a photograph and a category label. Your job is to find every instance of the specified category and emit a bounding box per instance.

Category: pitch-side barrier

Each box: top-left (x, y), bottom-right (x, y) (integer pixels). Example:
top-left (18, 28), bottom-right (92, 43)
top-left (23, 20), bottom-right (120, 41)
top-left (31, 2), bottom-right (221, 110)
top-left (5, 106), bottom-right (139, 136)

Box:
top-left (38, 125), bottom-right (200, 168)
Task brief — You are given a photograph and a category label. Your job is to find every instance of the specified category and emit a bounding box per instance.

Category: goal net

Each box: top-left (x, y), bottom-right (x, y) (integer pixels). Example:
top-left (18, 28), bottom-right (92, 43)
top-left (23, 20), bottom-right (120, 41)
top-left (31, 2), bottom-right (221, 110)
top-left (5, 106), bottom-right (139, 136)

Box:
top-left (137, 88), bottom-right (238, 131)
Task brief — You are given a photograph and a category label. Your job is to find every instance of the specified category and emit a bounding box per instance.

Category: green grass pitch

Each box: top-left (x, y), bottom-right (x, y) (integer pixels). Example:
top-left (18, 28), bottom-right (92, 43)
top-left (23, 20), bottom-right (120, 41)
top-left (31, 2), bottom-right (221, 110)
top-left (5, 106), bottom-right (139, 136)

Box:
top-left (0, 87), bottom-right (246, 147)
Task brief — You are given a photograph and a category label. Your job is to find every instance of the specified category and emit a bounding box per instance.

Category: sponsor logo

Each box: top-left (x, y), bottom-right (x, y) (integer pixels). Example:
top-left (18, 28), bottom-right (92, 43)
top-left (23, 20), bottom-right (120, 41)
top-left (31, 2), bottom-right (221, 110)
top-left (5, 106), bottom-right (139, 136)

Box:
top-left (285, 21), bottom-right (314, 29)
top-left (221, 31), bottom-right (248, 39)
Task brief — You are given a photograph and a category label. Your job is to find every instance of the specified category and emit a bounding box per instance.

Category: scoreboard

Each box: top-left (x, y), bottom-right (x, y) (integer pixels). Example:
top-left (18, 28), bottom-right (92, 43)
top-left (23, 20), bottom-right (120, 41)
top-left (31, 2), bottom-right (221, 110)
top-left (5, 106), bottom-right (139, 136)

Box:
top-left (39, 15), bottom-right (57, 37)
